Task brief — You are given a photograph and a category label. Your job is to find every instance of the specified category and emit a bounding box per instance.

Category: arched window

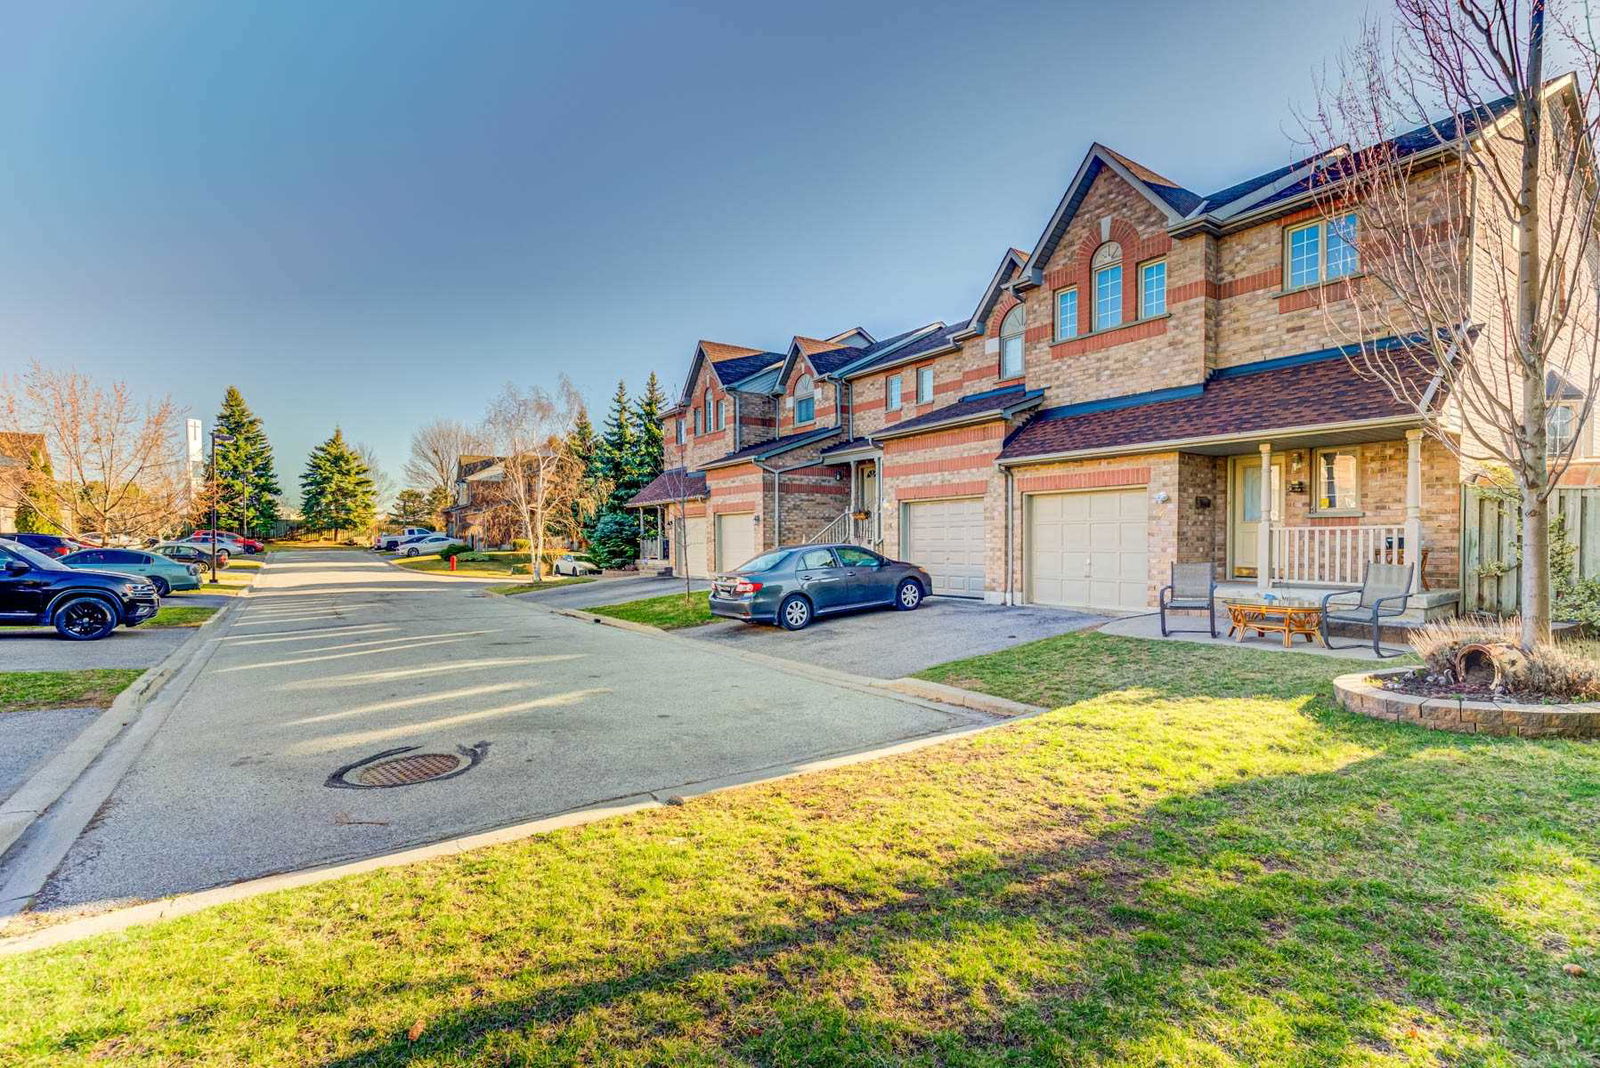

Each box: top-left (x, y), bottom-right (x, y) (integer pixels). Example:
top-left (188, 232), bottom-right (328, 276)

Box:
top-left (1092, 242), bottom-right (1123, 331)
top-left (704, 389), bottom-right (714, 430)
top-left (795, 374), bottom-right (816, 423)
top-left (999, 304), bottom-right (1025, 379)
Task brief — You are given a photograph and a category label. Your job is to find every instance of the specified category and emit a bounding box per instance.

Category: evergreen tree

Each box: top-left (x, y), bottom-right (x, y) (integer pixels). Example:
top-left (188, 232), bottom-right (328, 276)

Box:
top-left (425, 486), bottom-right (452, 528)
top-left (566, 405), bottom-right (600, 543)
top-left (299, 428), bottom-right (376, 538)
top-left (212, 386), bottom-right (281, 538)
top-left (631, 373), bottom-right (667, 538)
top-left (595, 379), bottom-right (637, 502)
top-left (390, 489), bottom-right (434, 528)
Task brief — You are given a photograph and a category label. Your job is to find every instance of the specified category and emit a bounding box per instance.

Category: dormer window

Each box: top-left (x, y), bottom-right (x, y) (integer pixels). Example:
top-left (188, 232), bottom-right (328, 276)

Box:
top-left (675, 419), bottom-right (684, 445)
top-left (715, 399), bottom-right (725, 430)
top-left (795, 374), bottom-right (816, 424)
top-left (703, 389), bottom-right (713, 427)
top-left (999, 304), bottom-right (1025, 379)
top-left (1092, 242), bottom-right (1123, 331)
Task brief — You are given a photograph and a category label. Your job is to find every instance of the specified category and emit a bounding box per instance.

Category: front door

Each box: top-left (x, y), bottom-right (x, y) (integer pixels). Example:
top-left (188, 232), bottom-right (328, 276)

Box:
top-left (1231, 456), bottom-right (1285, 579)
top-left (856, 464), bottom-right (878, 546)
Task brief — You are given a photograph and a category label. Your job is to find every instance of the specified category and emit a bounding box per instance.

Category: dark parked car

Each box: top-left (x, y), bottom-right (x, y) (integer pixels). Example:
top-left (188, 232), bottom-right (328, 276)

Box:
top-left (0, 538), bottom-right (160, 640)
top-left (708, 543), bottom-right (930, 630)
top-left (0, 532), bottom-right (81, 558)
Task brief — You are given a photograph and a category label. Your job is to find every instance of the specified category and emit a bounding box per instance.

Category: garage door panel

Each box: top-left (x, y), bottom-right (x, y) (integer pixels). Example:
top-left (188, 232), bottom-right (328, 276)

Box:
top-left (1027, 489), bottom-right (1148, 611)
top-left (681, 517), bottom-right (708, 579)
top-left (903, 498), bottom-right (985, 598)
top-left (715, 513), bottom-right (756, 573)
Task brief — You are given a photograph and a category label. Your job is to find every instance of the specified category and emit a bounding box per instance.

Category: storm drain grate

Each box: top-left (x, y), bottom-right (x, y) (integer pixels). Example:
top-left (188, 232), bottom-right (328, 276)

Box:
top-left (327, 742), bottom-right (489, 789)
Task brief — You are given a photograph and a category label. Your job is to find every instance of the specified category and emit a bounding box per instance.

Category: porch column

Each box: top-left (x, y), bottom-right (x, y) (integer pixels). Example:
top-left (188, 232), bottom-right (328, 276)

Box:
top-left (1257, 442), bottom-right (1273, 592)
top-left (1405, 428), bottom-right (1424, 590)
top-left (848, 459), bottom-right (858, 514)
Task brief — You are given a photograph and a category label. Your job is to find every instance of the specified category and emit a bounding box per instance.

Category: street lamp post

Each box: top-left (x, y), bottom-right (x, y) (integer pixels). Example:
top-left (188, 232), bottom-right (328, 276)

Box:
top-left (209, 429), bottom-right (235, 585)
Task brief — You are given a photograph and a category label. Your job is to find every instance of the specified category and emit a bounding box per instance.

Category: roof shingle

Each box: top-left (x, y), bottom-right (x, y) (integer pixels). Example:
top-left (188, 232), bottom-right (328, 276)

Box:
top-left (626, 468), bottom-right (708, 507)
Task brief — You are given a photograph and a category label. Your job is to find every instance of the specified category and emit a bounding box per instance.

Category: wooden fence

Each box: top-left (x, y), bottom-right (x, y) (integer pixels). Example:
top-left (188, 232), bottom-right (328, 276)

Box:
top-left (1459, 485), bottom-right (1600, 613)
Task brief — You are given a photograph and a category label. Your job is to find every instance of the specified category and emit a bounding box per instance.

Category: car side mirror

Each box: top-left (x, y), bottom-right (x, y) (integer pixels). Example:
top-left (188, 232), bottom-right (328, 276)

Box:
top-left (4, 560), bottom-right (29, 575)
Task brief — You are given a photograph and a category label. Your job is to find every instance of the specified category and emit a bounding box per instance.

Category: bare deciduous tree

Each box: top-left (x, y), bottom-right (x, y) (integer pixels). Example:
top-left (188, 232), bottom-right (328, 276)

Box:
top-left (481, 379), bottom-right (583, 583)
top-left (404, 419), bottom-right (487, 499)
top-left (1304, 0), bottom-right (1600, 647)
top-left (0, 361), bottom-right (190, 538)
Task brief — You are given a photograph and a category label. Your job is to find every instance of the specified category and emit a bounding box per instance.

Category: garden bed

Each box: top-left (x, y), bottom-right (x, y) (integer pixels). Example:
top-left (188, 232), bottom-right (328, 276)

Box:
top-left (1334, 668), bottom-right (1600, 737)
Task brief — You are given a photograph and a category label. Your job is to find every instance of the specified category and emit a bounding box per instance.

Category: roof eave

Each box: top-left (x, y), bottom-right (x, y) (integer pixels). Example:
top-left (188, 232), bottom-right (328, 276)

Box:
top-left (997, 413), bottom-right (1423, 467)
top-left (873, 396), bottom-right (1043, 442)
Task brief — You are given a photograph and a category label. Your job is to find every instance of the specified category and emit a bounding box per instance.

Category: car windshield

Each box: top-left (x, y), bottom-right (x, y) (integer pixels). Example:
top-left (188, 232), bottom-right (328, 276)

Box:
top-left (1, 539), bottom-right (68, 571)
top-left (736, 550), bottom-right (790, 573)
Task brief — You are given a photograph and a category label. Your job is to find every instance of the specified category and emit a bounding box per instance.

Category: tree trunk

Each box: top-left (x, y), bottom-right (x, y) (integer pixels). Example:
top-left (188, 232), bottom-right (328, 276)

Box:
top-left (1516, 0), bottom-right (1550, 651)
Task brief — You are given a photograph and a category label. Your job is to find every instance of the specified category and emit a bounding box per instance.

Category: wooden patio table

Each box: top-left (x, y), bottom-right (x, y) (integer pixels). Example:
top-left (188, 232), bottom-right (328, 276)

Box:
top-left (1221, 596), bottom-right (1328, 649)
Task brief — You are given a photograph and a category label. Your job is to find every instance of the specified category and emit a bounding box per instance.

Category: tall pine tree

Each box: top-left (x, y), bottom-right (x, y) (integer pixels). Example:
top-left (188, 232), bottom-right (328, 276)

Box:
top-left (212, 386), bottom-right (281, 537)
top-left (631, 373), bottom-right (667, 538)
top-left (299, 428), bottom-right (376, 538)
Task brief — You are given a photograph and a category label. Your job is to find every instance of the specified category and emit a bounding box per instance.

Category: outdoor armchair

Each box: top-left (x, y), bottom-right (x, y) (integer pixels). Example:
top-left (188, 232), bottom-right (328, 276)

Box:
top-left (1320, 561), bottom-right (1413, 657)
top-left (1159, 562), bottom-right (1218, 638)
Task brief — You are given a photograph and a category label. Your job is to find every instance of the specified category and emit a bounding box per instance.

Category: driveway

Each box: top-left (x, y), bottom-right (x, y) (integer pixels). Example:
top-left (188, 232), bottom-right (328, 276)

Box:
top-left (0, 627), bottom-right (193, 671)
top-left (514, 574), bottom-right (709, 610)
top-left (20, 553), bottom-right (981, 913)
top-left (687, 597), bottom-right (1105, 678)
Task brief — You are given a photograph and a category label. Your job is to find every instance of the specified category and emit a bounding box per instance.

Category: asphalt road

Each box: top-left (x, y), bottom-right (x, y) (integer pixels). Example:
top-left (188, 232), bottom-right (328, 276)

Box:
top-left (32, 552), bottom-right (981, 911)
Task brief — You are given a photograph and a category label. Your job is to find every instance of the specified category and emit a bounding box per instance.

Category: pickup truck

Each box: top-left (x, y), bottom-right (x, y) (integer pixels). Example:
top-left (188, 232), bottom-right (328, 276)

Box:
top-left (374, 527), bottom-right (438, 551)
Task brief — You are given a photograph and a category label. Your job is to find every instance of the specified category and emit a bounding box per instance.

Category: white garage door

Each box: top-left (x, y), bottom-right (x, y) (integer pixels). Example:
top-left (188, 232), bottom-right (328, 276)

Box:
top-left (715, 512), bottom-right (757, 573)
top-left (679, 516), bottom-right (708, 579)
top-left (902, 497), bottom-right (986, 597)
top-left (1028, 489), bottom-right (1148, 611)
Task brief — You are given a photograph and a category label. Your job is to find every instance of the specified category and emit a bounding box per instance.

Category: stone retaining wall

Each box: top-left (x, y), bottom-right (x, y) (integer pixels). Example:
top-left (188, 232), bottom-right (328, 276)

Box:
top-left (1333, 670), bottom-right (1600, 738)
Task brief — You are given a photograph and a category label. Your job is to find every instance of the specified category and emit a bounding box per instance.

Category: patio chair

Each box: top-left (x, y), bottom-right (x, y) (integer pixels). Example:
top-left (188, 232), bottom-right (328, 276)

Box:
top-left (1158, 562), bottom-right (1218, 638)
top-left (1320, 561), bottom-right (1413, 657)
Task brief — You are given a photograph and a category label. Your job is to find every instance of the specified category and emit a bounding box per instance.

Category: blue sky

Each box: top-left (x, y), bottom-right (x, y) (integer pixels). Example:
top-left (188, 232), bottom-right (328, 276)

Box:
top-left (0, 0), bottom-right (1369, 505)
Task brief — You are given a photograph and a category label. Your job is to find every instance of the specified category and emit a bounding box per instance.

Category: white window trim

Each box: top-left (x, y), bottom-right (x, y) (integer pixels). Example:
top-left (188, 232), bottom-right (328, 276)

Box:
top-left (1284, 213), bottom-right (1359, 292)
top-left (1055, 287), bottom-right (1079, 341)
top-left (1138, 258), bottom-right (1166, 320)
top-left (1310, 446), bottom-right (1363, 516)
top-left (1093, 263), bottom-right (1123, 332)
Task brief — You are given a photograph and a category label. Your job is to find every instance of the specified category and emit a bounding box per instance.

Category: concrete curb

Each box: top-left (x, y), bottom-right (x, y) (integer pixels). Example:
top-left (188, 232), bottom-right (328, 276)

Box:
top-left (0, 587), bottom-right (252, 917)
top-left (0, 670), bottom-right (1043, 957)
top-left (878, 677), bottom-right (1043, 718)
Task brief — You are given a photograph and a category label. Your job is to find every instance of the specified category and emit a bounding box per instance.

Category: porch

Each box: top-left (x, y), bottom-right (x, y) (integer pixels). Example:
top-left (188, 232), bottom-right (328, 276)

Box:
top-left (808, 444), bottom-right (882, 549)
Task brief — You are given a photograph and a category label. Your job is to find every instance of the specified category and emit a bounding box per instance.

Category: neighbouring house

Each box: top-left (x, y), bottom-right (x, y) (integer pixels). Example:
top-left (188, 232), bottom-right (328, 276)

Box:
top-left (627, 79), bottom-right (1597, 620)
top-left (442, 455), bottom-right (506, 548)
top-left (0, 432), bottom-right (49, 533)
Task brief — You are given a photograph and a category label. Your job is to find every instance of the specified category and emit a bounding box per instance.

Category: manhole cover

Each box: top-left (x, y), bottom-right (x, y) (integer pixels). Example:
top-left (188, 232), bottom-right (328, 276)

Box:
top-left (327, 742), bottom-right (489, 789)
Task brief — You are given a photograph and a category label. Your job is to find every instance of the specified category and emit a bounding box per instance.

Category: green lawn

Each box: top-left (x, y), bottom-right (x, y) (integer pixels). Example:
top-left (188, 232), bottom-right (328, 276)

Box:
top-left (143, 605), bottom-right (219, 628)
top-left (3, 633), bottom-right (1598, 1066)
top-left (487, 576), bottom-right (598, 596)
top-left (590, 589), bottom-right (713, 629)
top-left (0, 669), bottom-right (144, 715)
top-left (393, 551), bottom-right (555, 578)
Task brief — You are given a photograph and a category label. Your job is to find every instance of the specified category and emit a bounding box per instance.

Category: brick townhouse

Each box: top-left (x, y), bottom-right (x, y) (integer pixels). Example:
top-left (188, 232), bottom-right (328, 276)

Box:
top-left (629, 78), bottom-right (1595, 616)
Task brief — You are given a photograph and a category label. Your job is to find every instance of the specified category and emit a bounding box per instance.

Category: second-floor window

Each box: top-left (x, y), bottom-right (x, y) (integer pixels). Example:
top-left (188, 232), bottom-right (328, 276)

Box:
top-left (693, 408), bottom-right (702, 435)
top-left (1092, 241), bottom-right (1123, 332)
top-left (1548, 405), bottom-right (1577, 456)
top-left (795, 374), bottom-right (815, 424)
top-left (1139, 259), bottom-right (1166, 318)
top-left (1056, 288), bottom-right (1078, 341)
top-left (1286, 213), bottom-right (1359, 289)
top-left (916, 365), bottom-right (933, 404)
top-left (715, 399), bottom-right (724, 430)
top-left (999, 304), bottom-right (1025, 379)
top-left (886, 374), bottom-right (903, 410)
top-left (675, 419), bottom-right (684, 445)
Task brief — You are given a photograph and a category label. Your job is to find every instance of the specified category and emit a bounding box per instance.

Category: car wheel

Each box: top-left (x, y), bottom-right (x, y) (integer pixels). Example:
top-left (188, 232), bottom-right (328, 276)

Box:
top-left (405, 547), bottom-right (419, 557)
top-left (53, 595), bottom-right (120, 641)
top-left (778, 594), bottom-right (812, 631)
top-left (150, 575), bottom-right (171, 597)
top-left (894, 579), bottom-right (924, 611)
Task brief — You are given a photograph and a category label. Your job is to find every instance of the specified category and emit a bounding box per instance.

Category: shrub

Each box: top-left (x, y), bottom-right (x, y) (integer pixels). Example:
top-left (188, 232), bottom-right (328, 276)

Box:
top-left (587, 510), bottom-right (639, 570)
top-left (1409, 616), bottom-right (1600, 700)
top-left (511, 538), bottom-right (531, 551)
top-left (436, 542), bottom-right (474, 558)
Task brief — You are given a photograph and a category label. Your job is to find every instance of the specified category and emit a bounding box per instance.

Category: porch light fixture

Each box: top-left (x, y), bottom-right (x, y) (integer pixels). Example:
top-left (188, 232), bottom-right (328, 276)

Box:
top-left (1288, 479), bottom-right (1308, 494)
top-left (1194, 496), bottom-right (1212, 509)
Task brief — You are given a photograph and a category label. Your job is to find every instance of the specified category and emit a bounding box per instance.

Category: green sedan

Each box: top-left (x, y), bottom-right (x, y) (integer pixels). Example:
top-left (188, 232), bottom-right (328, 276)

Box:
top-left (61, 547), bottom-right (203, 596)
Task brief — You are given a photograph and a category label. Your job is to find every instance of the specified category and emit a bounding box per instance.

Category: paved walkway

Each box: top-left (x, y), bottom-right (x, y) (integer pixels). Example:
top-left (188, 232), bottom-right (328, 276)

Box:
top-left (25, 552), bottom-right (982, 913)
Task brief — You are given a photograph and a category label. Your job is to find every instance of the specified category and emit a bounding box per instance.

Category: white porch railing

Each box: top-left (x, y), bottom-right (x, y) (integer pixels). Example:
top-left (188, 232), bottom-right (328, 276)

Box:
top-left (1271, 525), bottom-right (1406, 585)
top-left (810, 512), bottom-right (850, 545)
top-left (638, 536), bottom-right (666, 561)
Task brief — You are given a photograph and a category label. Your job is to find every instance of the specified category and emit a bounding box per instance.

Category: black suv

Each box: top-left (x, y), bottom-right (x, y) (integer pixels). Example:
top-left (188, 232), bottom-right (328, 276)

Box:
top-left (0, 538), bottom-right (160, 640)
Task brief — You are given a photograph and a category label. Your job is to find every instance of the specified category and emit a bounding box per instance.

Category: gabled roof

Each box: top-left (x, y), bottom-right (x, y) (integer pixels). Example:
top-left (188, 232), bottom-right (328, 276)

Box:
top-left (792, 336), bottom-right (847, 357)
top-left (625, 468), bottom-right (708, 508)
top-left (874, 384), bottom-right (1045, 441)
top-left (826, 327), bottom-right (875, 346)
top-left (952, 248), bottom-right (1030, 339)
top-left (698, 426), bottom-right (840, 470)
top-left (1548, 370), bottom-right (1585, 400)
top-left (678, 340), bottom-right (785, 405)
top-left (999, 340), bottom-right (1430, 463)
top-left (837, 321), bottom-right (965, 379)
top-left (1098, 145), bottom-right (1203, 216)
